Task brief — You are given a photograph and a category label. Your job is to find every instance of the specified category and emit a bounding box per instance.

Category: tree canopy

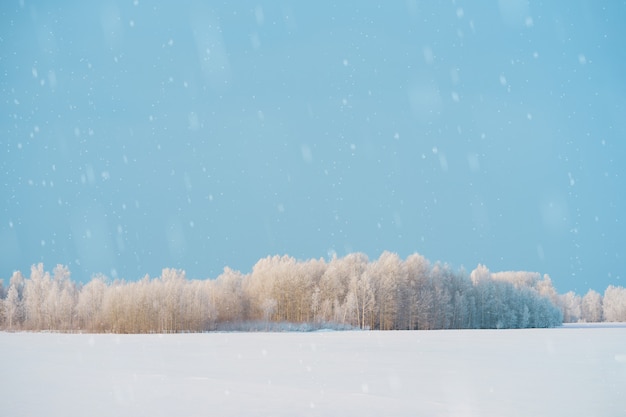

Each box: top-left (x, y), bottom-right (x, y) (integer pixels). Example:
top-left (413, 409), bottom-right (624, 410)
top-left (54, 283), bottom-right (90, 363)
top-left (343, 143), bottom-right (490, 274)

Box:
top-left (2, 252), bottom-right (622, 333)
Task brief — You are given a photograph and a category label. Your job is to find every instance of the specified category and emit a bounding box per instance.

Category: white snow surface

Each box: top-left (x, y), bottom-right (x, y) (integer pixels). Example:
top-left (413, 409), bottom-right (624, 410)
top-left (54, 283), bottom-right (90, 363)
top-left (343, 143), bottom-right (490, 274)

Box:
top-left (2, 325), bottom-right (625, 416)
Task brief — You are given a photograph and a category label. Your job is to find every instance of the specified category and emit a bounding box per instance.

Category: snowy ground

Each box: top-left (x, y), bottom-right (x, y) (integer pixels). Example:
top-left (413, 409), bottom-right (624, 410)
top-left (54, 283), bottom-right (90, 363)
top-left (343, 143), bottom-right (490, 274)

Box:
top-left (2, 325), bottom-right (625, 417)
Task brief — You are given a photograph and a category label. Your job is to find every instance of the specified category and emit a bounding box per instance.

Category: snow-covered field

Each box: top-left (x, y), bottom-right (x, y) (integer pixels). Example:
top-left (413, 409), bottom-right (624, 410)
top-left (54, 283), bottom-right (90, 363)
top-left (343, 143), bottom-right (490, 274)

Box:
top-left (2, 325), bottom-right (625, 417)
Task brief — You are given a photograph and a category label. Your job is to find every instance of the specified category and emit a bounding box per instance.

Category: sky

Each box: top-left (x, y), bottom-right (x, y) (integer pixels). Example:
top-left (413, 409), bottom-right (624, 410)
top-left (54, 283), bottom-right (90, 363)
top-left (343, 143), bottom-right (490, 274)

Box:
top-left (1, 1), bottom-right (624, 294)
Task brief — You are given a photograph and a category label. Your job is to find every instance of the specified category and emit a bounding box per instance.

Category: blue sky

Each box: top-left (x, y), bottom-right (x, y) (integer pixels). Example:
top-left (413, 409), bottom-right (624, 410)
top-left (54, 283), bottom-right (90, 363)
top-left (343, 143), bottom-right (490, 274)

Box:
top-left (1, 1), bottom-right (624, 294)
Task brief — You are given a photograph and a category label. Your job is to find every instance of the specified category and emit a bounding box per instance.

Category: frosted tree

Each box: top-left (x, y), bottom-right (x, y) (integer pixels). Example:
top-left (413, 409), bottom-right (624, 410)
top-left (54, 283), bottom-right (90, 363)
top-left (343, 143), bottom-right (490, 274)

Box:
top-left (100, 281), bottom-right (125, 332)
top-left (17, 264), bottom-right (79, 331)
top-left (370, 251), bottom-right (402, 330)
top-left (0, 281), bottom-right (4, 327)
top-left (427, 264), bottom-right (456, 329)
top-left (4, 256), bottom-right (571, 332)
top-left (265, 255), bottom-right (318, 323)
top-left (23, 264), bottom-right (52, 330)
top-left (5, 271), bottom-right (25, 329)
top-left (473, 280), bottom-right (494, 328)
top-left (317, 253), bottom-right (367, 324)
top-left (245, 256), bottom-right (282, 321)
top-left (536, 274), bottom-right (559, 305)
top-left (137, 275), bottom-right (157, 332)
top-left (311, 286), bottom-right (322, 323)
top-left (470, 266), bottom-right (489, 328)
top-left (498, 282), bottom-right (520, 328)
top-left (214, 267), bottom-right (246, 324)
top-left (269, 256), bottom-right (296, 322)
top-left (3, 284), bottom-right (22, 330)
top-left (179, 279), bottom-right (215, 332)
top-left (315, 256), bottom-right (342, 323)
top-left (49, 264), bottom-right (77, 331)
top-left (77, 274), bottom-right (107, 332)
top-left (559, 291), bottom-right (582, 323)
top-left (581, 289), bottom-right (602, 322)
top-left (533, 295), bottom-right (563, 327)
top-left (470, 264), bottom-right (491, 286)
top-left (469, 266), bottom-right (567, 328)
top-left (404, 253), bottom-right (431, 330)
top-left (602, 286), bottom-right (626, 322)
top-left (160, 268), bottom-right (186, 332)
top-left (450, 273), bottom-right (474, 329)
top-left (491, 270), bottom-right (541, 289)
top-left (519, 300), bottom-right (531, 328)
top-left (262, 298), bottom-right (277, 324)
top-left (347, 269), bottom-right (375, 329)
top-left (295, 258), bottom-right (326, 323)
top-left (193, 279), bottom-right (217, 331)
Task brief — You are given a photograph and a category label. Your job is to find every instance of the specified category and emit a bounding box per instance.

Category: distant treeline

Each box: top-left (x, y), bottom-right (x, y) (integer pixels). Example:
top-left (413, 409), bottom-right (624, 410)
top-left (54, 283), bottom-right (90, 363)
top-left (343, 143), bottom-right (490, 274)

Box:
top-left (1, 252), bottom-right (625, 333)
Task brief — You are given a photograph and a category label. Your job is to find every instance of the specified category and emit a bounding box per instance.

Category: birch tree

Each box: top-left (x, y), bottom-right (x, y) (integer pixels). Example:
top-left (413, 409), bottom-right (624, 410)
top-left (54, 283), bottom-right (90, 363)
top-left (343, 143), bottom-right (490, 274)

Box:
top-left (3, 284), bottom-right (21, 330)
top-left (602, 286), bottom-right (626, 322)
top-left (581, 289), bottom-right (602, 322)
top-left (77, 274), bottom-right (107, 332)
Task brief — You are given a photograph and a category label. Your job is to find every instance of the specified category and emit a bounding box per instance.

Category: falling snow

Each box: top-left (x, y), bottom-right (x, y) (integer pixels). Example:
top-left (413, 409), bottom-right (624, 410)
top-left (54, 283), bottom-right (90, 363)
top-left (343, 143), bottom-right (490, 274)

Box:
top-left (0, 2), bottom-right (623, 296)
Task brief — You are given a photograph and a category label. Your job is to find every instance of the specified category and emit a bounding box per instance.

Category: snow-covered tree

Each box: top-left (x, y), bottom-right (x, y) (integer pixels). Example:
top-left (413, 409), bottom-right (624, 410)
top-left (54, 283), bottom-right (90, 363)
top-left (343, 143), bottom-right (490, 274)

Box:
top-left (347, 269), bottom-right (375, 329)
top-left (23, 264), bottom-right (52, 330)
top-left (581, 289), bottom-right (603, 322)
top-left (3, 284), bottom-right (22, 330)
top-left (296, 258), bottom-right (326, 323)
top-left (404, 253), bottom-right (431, 330)
top-left (77, 274), bottom-right (107, 332)
top-left (214, 267), bottom-right (246, 324)
top-left (370, 251), bottom-right (403, 330)
top-left (559, 291), bottom-right (582, 323)
top-left (490, 270), bottom-right (541, 289)
top-left (5, 255), bottom-right (574, 332)
top-left (317, 253), bottom-right (367, 324)
top-left (536, 274), bottom-right (559, 305)
top-left (49, 265), bottom-right (77, 331)
top-left (470, 264), bottom-right (491, 286)
top-left (602, 286), bottom-right (626, 322)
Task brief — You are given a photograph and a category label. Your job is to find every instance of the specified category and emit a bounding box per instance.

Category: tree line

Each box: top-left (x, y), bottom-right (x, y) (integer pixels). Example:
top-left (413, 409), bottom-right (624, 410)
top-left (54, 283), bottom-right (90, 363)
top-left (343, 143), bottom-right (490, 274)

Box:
top-left (1, 252), bottom-right (624, 333)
